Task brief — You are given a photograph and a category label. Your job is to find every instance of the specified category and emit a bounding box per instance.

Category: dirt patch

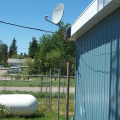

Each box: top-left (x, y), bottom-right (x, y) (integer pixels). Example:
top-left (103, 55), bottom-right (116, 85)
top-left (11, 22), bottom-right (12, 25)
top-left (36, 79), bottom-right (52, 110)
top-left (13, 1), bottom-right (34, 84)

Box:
top-left (0, 70), bottom-right (7, 75)
top-left (59, 111), bottom-right (74, 115)
top-left (0, 70), bottom-right (7, 80)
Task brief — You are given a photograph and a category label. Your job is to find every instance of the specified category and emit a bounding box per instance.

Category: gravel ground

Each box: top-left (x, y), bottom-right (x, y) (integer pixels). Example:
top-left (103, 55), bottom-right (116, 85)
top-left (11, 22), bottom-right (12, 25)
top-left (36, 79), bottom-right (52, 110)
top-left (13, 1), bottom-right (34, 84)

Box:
top-left (0, 70), bottom-right (7, 74)
top-left (0, 70), bottom-right (7, 79)
top-left (0, 86), bottom-right (75, 93)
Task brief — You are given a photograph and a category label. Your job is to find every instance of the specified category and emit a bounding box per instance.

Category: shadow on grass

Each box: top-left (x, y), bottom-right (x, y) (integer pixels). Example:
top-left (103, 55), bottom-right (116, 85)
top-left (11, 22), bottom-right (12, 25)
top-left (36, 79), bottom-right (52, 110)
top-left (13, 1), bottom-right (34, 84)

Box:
top-left (4, 110), bottom-right (45, 119)
top-left (25, 110), bottom-right (45, 119)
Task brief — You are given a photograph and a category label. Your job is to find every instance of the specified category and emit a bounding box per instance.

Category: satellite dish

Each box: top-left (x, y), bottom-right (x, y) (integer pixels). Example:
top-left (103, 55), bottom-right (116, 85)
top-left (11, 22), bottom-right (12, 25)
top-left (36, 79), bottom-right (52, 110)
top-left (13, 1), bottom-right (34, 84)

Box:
top-left (52, 3), bottom-right (64, 24)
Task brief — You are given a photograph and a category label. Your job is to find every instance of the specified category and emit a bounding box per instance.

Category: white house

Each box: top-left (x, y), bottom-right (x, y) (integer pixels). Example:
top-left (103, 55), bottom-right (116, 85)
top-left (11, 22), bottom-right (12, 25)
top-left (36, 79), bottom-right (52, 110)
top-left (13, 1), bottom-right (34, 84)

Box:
top-left (7, 59), bottom-right (26, 74)
top-left (0, 65), bottom-right (4, 69)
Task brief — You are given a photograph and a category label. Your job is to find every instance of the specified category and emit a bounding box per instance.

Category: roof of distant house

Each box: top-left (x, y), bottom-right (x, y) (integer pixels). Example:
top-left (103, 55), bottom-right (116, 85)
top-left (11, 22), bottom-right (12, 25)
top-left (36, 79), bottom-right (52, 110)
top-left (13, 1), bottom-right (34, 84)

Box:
top-left (7, 59), bottom-right (26, 64)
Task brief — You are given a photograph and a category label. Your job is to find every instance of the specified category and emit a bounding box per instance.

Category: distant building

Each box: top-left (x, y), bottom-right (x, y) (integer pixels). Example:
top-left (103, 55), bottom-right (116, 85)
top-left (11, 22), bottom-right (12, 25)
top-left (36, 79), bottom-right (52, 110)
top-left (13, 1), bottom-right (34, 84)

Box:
top-left (0, 65), bottom-right (4, 69)
top-left (7, 59), bottom-right (26, 74)
top-left (7, 59), bottom-right (26, 67)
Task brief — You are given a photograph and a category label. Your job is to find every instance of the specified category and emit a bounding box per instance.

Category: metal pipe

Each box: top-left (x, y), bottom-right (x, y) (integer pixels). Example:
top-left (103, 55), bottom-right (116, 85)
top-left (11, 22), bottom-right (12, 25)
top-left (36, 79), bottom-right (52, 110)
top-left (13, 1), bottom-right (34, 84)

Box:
top-left (46, 79), bottom-right (48, 106)
top-left (63, 77), bottom-right (65, 98)
top-left (4, 79), bottom-right (6, 94)
top-left (66, 62), bottom-right (70, 120)
top-left (40, 73), bottom-right (42, 97)
top-left (57, 69), bottom-right (60, 120)
top-left (50, 70), bottom-right (52, 111)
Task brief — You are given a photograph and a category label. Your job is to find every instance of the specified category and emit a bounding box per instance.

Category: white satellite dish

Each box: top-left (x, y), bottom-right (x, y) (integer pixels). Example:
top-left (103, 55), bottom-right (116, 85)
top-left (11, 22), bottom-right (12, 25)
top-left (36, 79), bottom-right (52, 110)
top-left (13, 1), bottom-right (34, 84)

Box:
top-left (52, 3), bottom-right (64, 24)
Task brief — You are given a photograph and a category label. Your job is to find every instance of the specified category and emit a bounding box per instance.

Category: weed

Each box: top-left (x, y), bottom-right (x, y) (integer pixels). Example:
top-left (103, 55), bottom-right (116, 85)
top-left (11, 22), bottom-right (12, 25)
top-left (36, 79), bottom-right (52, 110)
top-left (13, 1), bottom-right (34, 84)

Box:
top-left (0, 104), bottom-right (10, 119)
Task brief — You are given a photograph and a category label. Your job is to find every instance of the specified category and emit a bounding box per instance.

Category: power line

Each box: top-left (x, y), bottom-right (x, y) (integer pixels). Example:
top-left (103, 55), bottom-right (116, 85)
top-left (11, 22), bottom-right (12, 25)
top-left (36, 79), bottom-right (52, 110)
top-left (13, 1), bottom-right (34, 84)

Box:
top-left (17, 48), bottom-right (28, 49)
top-left (0, 20), bottom-right (55, 33)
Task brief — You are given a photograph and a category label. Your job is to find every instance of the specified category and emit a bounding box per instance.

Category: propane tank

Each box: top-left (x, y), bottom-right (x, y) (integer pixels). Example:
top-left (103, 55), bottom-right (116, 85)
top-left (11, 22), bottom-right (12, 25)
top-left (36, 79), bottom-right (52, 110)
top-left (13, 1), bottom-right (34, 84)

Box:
top-left (0, 94), bottom-right (38, 116)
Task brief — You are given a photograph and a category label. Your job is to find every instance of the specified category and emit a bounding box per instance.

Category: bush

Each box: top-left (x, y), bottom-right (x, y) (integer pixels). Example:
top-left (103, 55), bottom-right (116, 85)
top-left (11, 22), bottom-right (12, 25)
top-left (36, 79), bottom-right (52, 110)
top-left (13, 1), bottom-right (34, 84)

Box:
top-left (22, 58), bottom-right (36, 75)
top-left (0, 104), bottom-right (10, 118)
top-left (14, 73), bottom-right (21, 80)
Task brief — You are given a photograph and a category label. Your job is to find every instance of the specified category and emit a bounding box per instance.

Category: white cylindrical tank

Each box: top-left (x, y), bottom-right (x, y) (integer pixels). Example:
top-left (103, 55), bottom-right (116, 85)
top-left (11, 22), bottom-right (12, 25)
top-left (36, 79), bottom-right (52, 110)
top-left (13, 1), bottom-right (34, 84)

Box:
top-left (0, 94), bottom-right (38, 116)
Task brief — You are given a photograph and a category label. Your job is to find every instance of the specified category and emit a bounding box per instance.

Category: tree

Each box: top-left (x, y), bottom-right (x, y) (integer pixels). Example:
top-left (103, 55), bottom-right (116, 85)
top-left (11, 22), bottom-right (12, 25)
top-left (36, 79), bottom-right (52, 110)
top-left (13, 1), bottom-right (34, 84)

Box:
top-left (1, 44), bottom-right (8, 66)
top-left (48, 22), bottom-right (76, 75)
top-left (8, 38), bottom-right (17, 58)
top-left (0, 40), bottom-right (3, 63)
top-left (8, 46), bottom-right (12, 58)
top-left (36, 22), bottom-right (76, 75)
top-left (28, 37), bottom-right (39, 59)
top-left (23, 52), bottom-right (28, 58)
top-left (10, 38), bottom-right (17, 53)
top-left (18, 53), bottom-right (24, 59)
top-left (22, 58), bottom-right (36, 75)
top-left (0, 40), bottom-right (8, 66)
top-left (46, 49), bottom-right (61, 73)
top-left (37, 34), bottom-right (53, 74)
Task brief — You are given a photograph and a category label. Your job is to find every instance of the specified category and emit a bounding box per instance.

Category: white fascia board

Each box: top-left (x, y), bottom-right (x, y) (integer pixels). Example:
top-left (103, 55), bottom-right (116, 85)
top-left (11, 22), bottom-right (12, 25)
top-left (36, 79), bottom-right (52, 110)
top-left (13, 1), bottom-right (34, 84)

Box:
top-left (71, 0), bottom-right (97, 37)
top-left (67, 0), bottom-right (120, 41)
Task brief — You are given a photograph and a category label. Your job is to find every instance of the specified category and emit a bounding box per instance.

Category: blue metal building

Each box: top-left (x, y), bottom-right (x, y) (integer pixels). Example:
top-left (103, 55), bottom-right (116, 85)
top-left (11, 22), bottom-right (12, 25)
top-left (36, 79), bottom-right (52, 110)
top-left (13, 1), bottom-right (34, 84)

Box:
top-left (66, 0), bottom-right (120, 120)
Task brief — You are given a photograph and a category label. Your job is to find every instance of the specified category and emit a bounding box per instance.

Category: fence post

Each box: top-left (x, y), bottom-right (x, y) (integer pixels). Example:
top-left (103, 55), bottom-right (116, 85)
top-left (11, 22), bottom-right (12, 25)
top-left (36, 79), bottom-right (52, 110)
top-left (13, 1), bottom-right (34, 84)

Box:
top-left (4, 76), bottom-right (6, 94)
top-left (63, 77), bottom-right (65, 98)
top-left (57, 69), bottom-right (60, 120)
top-left (46, 79), bottom-right (48, 106)
top-left (40, 73), bottom-right (42, 97)
top-left (66, 62), bottom-right (70, 120)
top-left (5, 75), bottom-right (6, 80)
top-left (50, 70), bottom-right (52, 111)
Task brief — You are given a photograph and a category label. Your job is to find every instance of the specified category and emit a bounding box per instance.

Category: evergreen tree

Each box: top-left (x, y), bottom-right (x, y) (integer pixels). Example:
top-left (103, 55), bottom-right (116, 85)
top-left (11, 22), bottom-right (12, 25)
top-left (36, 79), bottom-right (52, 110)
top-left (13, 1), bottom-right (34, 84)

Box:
top-left (0, 40), bottom-right (3, 64)
top-left (28, 37), bottom-right (39, 59)
top-left (0, 41), bottom-right (8, 66)
top-left (1, 44), bottom-right (8, 66)
top-left (24, 52), bottom-right (28, 58)
top-left (8, 38), bottom-right (17, 58)
top-left (11, 38), bottom-right (17, 54)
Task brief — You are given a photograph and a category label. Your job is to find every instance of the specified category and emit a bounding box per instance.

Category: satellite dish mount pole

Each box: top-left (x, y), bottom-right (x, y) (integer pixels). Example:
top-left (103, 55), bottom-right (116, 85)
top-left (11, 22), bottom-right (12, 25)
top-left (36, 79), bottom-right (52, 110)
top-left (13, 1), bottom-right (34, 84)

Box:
top-left (45, 15), bottom-right (67, 34)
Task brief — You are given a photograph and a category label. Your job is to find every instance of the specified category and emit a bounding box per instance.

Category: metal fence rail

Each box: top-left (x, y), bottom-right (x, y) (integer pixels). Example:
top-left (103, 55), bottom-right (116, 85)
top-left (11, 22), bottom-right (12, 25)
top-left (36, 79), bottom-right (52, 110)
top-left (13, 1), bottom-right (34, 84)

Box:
top-left (0, 73), bottom-right (75, 111)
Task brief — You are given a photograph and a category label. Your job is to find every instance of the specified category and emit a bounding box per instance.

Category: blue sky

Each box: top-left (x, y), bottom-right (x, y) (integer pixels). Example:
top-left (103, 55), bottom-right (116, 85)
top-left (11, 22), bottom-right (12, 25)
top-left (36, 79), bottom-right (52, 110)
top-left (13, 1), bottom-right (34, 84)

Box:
top-left (0, 0), bottom-right (93, 54)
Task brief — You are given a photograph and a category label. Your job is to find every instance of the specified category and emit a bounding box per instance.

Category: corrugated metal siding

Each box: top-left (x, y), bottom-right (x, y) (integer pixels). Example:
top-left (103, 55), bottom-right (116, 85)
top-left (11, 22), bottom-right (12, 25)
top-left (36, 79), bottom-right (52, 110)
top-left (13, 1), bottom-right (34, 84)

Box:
top-left (74, 7), bottom-right (120, 120)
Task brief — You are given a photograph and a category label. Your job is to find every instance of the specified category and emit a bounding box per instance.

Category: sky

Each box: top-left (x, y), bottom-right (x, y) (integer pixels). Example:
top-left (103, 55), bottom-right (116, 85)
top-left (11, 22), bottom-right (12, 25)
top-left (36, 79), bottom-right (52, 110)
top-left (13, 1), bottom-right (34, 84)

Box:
top-left (0, 0), bottom-right (93, 54)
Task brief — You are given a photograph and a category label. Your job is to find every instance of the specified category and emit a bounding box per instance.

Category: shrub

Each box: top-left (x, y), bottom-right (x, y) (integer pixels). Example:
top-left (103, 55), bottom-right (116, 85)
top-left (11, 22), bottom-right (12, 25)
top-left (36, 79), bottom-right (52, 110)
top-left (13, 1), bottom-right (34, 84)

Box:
top-left (14, 73), bottom-right (21, 80)
top-left (0, 104), bottom-right (10, 118)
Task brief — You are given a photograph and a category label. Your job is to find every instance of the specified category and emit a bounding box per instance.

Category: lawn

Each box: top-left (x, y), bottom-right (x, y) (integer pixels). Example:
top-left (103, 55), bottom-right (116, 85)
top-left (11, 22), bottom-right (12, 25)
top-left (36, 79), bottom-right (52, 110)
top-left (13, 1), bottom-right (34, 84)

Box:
top-left (0, 75), bottom-right (75, 87)
top-left (0, 91), bottom-right (74, 120)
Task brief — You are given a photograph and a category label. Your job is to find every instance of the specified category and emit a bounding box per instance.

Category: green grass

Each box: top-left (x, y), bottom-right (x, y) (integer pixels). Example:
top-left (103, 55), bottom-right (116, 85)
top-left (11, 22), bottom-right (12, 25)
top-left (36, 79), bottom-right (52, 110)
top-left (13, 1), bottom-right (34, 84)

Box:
top-left (0, 75), bottom-right (75, 87)
top-left (0, 90), bottom-right (74, 99)
top-left (0, 80), bottom-right (41, 87)
top-left (52, 77), bottom-right (75, 87)
top-left (1, 91), bottom-right (74, 120)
